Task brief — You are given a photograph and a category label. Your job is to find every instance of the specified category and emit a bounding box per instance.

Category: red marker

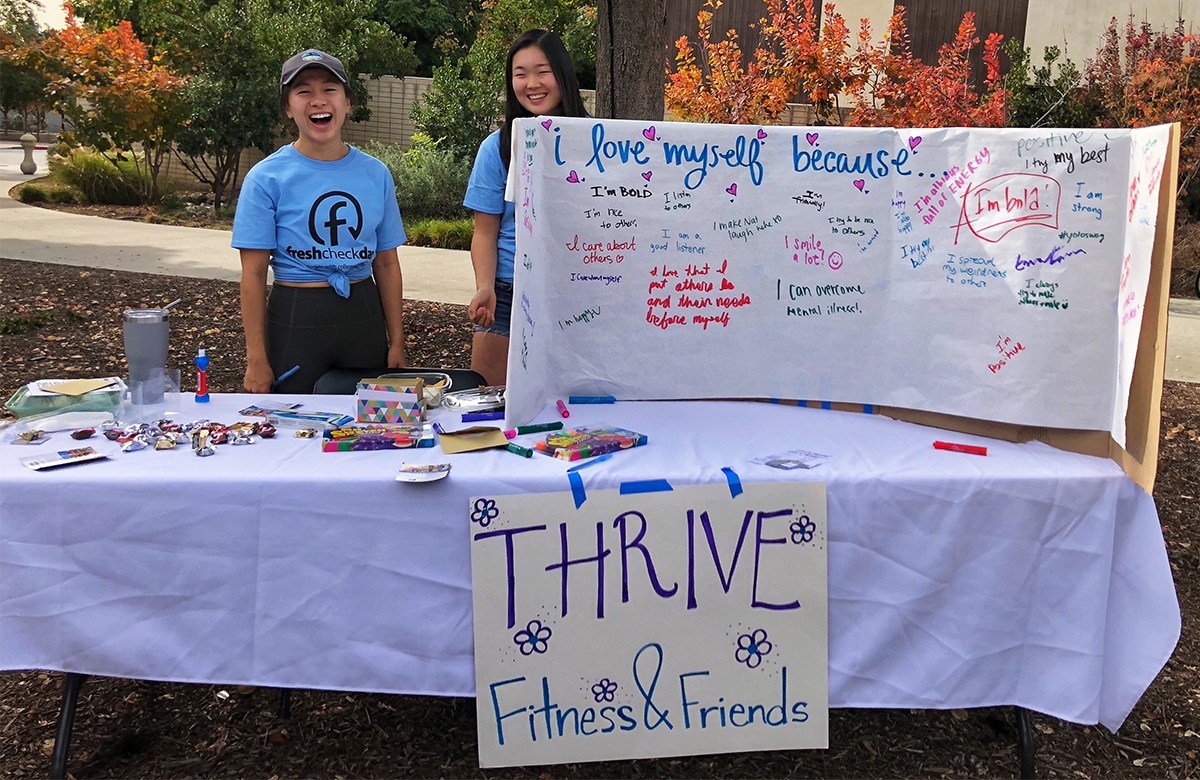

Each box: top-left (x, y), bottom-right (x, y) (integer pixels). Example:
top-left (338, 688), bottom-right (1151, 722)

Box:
top-left (934, 440), bottom-right (987, 456)
top-left (556, 399), bottom-right (570, 418)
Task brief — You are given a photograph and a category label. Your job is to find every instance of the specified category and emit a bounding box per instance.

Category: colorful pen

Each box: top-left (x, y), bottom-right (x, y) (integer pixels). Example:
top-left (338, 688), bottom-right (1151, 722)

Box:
top-left (462, 411), bottom-right (505, 422)
top-left (568, 396), bottom-right (616, 404)
top-left (556, 399), bottom-right (570, 418)
top-left (933, 440), bottom-right (988, 456)
top-left (506, 443), bottom-right (533, 457)
top-left (271, 365), bottom-right (300, 389)
top-left (503, 421), bottom-right (564, 439)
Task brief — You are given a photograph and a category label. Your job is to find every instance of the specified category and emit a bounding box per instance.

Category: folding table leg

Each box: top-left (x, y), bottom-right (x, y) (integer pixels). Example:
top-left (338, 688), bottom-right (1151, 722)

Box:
top-left (278, 688), bottom-right (292, 719)
top-left (50, 672), bottom-right (88, 780)
top-left (1014, 706), bottom-right (1036, 779)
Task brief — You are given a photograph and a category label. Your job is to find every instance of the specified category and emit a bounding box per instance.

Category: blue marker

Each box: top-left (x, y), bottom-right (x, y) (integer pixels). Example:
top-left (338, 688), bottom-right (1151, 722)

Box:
top-left (568, 396), bottom-right (616, 404)
top-left (462, 411), bottom-right (505, 422)
top-left (272, 365), bottom-right (300, 389)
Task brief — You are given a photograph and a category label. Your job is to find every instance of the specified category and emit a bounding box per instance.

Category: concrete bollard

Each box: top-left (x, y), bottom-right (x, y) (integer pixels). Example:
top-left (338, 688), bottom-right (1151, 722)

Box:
top-left (20, 133), bottom-right (37, 175)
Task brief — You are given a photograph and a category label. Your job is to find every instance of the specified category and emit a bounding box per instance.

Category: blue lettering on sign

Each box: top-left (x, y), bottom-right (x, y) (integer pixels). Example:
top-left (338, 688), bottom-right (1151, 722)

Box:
top-left (585, 123), bottom-right (651, 173)
top-left (792, 135), bottom-right (912, 179)
top-left (661, 135), bottom-right (764, 190)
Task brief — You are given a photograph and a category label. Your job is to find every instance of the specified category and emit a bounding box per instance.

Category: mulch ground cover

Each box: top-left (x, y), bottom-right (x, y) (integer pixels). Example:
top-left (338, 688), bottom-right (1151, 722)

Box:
top-left (0, 257), bottom-right (1197, 779)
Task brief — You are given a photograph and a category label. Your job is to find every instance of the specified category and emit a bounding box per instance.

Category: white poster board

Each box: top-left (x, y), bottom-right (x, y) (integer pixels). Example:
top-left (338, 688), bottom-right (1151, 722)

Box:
top-left (505, 119), bottom-right (1171, 444)
top-left (470, 481), bottom-right (828, 767)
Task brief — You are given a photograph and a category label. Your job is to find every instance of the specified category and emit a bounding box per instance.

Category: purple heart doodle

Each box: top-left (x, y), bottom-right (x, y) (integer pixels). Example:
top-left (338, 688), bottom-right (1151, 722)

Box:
top-left (726, 183), bottom-right (737, 196)
top-left (643, 126), bottom-right (657, 141)
top-left (566, 170), bottom-right (580, 183)
top-left (853, 179), bottom-right (865, 192)
top-left (757, 129), bottom-right (767, 140)
top-left (642, 171), bottom-right (653, 181)
top-left (806, 132), bottom-right (819, 146)
top-left (541, 119), bottom-right (553, 130)
top-left (909, 136), bottom-right (922, 151)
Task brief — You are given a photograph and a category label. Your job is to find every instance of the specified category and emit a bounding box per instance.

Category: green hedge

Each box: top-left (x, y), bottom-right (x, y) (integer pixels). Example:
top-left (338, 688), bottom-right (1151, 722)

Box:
top-left (405, 217), bottom-right (473, 251)
top-left (55, 149), bottom-right (146, 206)
top-left (365, 137), bottom-right (472, 222)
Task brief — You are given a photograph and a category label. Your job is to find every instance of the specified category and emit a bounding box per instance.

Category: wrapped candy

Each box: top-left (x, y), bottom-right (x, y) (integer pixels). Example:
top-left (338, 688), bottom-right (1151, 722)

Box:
top-left (231, 433), bottom-right (254, 445)
top-left (104, 429), bottom-right (123, 441)
top-left (122, 436), bottom-right (149, 453)
top-left (209, 430), bottom-right (229, 445)
top-left (294, 428), bottom-right (318, 439)
top-left (71, 428), bottom-right (96, 440)
top-left (256, 423), bottom-right (277, 439)
top-left (195, 445), bottom-right (216, 457)
top-left (154, 438), bottom-right (177, 450)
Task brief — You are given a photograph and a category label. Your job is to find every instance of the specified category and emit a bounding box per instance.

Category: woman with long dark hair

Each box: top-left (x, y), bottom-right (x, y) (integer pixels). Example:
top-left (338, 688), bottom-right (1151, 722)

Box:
top-left (463, 29), bottom-right (589, 385)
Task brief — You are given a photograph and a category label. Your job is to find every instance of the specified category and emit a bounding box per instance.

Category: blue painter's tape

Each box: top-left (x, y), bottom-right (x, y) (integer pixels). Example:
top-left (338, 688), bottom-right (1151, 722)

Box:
top-left (862, 404), bottom-right (874, 414)
top-left (821, 401), bottom-right (832, 410)
top-left (568, 471), bottom-right (587, 508)
top-left (620, 479), bottom-right (673, 495)
top-left (720, 467), bottom-right (743, 498)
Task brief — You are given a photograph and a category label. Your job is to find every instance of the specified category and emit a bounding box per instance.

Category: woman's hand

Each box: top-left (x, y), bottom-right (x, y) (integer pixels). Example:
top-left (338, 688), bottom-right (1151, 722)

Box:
top-left (244, 356), bottom-right (274, 393)
top-left (469, 286), bottom-right (497, 327)
top-left (387, 341), bottom-right (408, 369)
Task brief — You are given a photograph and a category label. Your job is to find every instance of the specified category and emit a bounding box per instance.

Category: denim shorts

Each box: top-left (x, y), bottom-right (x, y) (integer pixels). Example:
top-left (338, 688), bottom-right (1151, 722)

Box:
top-left (475, 279), bottom-right (513, 337)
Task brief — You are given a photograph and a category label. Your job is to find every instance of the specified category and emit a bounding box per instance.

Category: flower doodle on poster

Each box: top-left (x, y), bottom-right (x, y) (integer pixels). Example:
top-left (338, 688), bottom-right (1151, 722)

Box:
top-left (735, 628), bottom-right (773, 669)
top-left (590, 677), bottom-right (619, 702)
top-left (471, 498), bottom-right (499, 527)
top-left (790, 515), bottom-right (816, 544)
top-left (513, 619), bottom-right (552, 655)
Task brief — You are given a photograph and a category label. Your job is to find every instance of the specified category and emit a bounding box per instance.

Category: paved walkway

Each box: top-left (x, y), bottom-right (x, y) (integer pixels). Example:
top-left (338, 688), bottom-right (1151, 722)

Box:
top-left (0, 147), bottom-right (475, 304)
top-left (2, 146), bottom-right (1198, 383)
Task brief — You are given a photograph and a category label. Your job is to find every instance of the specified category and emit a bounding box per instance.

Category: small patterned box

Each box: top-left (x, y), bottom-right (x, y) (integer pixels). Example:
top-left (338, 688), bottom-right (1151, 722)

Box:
top-left (356, 378), bottom-right (425, 424)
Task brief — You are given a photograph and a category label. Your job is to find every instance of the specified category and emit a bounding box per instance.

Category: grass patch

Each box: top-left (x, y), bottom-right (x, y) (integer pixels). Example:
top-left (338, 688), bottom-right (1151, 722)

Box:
top-left (405, 217), bottom-right (473, 251)
top-left (0, 310), bottom-right (54, 335)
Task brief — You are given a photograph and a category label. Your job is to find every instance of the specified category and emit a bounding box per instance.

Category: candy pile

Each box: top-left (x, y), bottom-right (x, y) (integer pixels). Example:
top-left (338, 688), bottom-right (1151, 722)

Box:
top-left (97, 419), bottom-right (277, 456)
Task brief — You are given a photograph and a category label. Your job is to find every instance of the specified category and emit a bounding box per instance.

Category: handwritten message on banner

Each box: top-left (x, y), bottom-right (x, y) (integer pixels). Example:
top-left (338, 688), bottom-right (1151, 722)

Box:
top-left (504, 119), bottom-right (1172, 444)
top-left (470, 482), bottom-right (828, 767)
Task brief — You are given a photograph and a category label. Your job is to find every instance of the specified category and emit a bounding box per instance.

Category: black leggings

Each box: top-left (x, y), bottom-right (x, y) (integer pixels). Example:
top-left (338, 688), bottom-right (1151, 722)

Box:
top-left (266, 279), bottom-right (388, 394)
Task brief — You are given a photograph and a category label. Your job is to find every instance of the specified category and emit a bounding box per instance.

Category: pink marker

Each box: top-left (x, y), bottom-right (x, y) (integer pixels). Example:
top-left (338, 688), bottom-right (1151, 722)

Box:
top-left (556, 399), bottom-right (570, 418)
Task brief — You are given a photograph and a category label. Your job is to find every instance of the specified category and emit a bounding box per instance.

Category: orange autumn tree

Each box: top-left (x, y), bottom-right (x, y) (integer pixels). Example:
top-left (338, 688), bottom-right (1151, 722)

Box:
top-left (848, 7), bottom-right (1007, 128)
top-left (665, 0), bottom-right (793, 124)
top-left (666, 1), bottom-right (1008, 129)
top-left (1085, 14), bottom-right (1200, 206)
top-left (10, 4), bottom-right (186, 201)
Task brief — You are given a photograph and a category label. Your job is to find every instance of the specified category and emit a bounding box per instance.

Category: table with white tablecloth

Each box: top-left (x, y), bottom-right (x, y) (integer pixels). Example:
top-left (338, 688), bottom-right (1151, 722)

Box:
top-left (0, 395), bottom-right (1179, 732)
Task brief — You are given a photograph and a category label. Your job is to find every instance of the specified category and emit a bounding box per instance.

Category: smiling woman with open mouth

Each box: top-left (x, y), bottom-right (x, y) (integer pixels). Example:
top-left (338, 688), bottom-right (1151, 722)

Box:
top-left (231, 49), bottom-right (410, 394)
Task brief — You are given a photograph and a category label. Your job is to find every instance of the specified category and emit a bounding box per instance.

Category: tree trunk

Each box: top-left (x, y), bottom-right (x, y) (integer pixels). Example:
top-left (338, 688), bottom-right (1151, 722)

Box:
top-left (595, 0), bottom-right (667, 120)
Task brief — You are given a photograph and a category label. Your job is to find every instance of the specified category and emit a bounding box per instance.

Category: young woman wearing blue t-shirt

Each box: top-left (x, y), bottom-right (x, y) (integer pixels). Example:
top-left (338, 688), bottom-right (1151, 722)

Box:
top-left (464, 30), bottom-right (589, 385)
top-left (233, 49), bottom-right (408, 394)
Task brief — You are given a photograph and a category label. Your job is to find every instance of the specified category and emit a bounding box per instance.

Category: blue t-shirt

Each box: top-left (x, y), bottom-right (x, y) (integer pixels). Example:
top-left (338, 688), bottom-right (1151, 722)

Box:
top-left (464, 129), bottom-right (517, 284)
top-left (232, 144), bottom-right (406, 297)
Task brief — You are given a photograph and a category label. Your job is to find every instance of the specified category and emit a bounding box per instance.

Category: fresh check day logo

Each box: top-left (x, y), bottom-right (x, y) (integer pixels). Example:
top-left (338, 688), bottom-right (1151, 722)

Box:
top-left (286, 191), bottom-right (372, 262)
top-left (470, 481), bottom-right (829, 767)
top-left (309, 191), bottom-right (363, 246)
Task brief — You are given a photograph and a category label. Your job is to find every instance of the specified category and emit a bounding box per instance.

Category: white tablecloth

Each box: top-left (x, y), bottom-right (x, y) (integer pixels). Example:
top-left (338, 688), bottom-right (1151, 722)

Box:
top-left (0, 395), bottom-right (1179, 731)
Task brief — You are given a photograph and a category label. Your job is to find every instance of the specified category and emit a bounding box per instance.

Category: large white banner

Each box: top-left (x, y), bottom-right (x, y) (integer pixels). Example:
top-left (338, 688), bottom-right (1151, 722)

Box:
top-left (470, 481), bottom-right (828, 767)
top-left (504, 119), bottom-right (1171, 442)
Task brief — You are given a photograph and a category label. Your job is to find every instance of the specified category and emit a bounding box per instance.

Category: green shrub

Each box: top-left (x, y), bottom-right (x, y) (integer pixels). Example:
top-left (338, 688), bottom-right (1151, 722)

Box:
top-left (365, 137), bottom-right (472, 222)
top-left (46, 188), bottom-right (81, 204)
top-left (55, 148), bottom-right (146, 206)
top-left (158, 192), bottom-right (184, 212)
top-left (17, 184), bottom-right (46, 203)
top-left (405, 217), bottom-right (474, 250)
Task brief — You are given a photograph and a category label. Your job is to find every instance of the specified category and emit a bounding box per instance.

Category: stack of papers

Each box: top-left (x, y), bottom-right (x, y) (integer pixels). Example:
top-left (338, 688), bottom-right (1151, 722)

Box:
top-left (26, 378), bottom-right (124, 397)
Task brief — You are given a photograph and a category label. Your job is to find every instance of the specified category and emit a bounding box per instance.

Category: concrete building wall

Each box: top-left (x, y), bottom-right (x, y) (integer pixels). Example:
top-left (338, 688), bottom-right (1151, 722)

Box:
top-left (1021, 1), bottom-right (1193, 64)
